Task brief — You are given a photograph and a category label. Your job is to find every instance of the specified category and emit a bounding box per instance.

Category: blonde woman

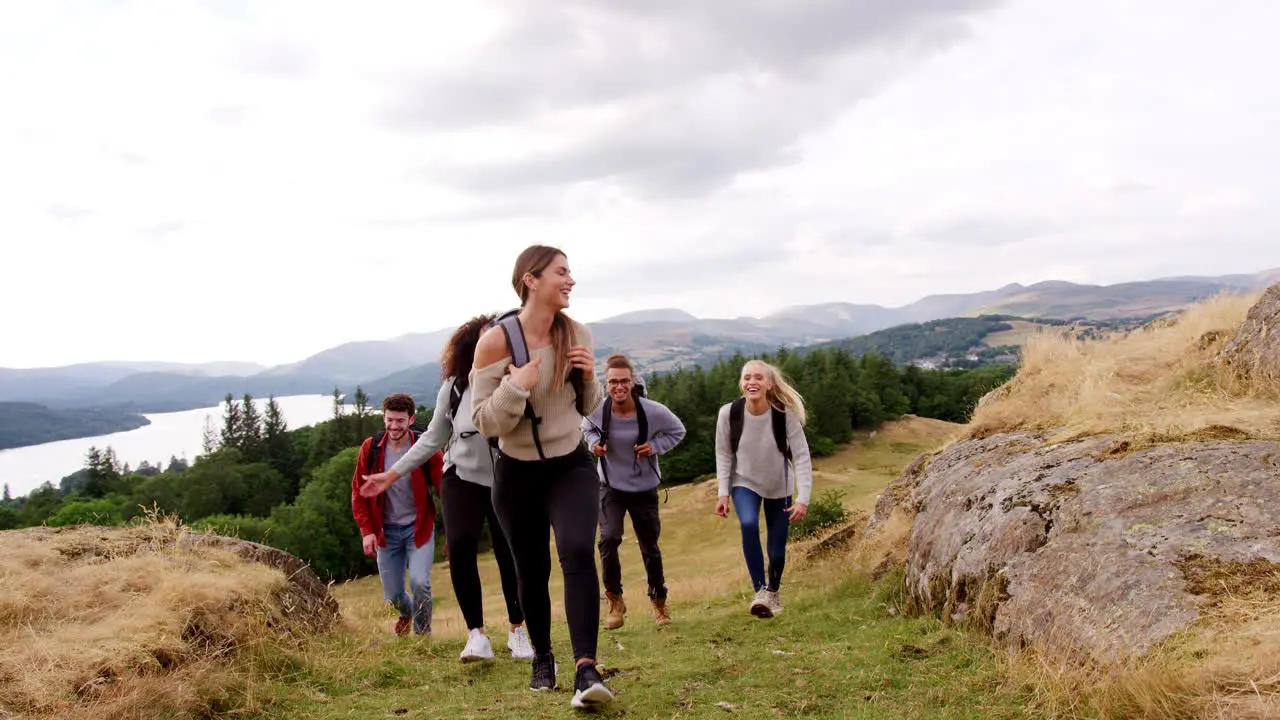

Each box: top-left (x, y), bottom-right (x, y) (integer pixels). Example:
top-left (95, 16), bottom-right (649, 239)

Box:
top-left (714, 359), bottom-right (813, 618)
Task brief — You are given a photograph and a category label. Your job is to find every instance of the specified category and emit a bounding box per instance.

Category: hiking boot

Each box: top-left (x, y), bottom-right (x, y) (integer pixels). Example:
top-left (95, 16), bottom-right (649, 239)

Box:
top-left (605, 591), bottom-right (626, 630)
top-left (508, 625), bottom-right (534, 659)
top-left (570, 662), bottom-right (615, 710)
top-left (651, 596), bottom-right (672, 625)
top-left (529, 651), bottom-right (557, 691)
top-left (749, 589), bottom-right (772, 619)
top-left (460, 628), bottom-right (495, 663)
top-left (393, 616), bottom-right (411, 636)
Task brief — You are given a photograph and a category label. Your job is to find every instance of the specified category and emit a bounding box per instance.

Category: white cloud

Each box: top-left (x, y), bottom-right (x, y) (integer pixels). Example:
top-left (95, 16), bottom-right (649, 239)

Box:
top-left (1, 0), bottom-right (1278, 368)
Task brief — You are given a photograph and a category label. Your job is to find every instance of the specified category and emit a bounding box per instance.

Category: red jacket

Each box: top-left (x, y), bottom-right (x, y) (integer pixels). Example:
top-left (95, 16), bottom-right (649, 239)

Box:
top-left (350, 432), bottom-right (443, 549)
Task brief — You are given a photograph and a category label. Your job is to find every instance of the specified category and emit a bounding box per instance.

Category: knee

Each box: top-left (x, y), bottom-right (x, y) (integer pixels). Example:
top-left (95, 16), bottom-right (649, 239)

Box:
top-left (738, 516), bottom-right (761, 535)
top-left (597, 530), bottom-right (622, 550)
top-left (558, 537), bottom-right (597, 574)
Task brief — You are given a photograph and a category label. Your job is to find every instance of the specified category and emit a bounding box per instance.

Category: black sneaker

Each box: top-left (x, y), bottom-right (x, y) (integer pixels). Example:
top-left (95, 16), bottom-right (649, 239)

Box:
top-left (570, 662), bottom-right (614, 710)
top-left (529, 652), bottom-right (557, 691)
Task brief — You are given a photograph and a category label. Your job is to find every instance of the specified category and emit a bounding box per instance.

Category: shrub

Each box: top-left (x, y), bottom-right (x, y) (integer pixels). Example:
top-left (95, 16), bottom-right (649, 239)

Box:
top-left (790, 489), bottom-right (849, 539)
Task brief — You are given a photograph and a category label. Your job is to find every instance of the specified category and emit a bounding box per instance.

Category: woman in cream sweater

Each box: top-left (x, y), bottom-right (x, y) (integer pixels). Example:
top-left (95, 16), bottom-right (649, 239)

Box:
top-left (469, 244), bottom-right (613, 711)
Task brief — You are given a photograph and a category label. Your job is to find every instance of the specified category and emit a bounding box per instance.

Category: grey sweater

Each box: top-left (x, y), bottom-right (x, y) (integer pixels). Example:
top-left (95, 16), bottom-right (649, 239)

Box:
top-left (715, 402), bottom-right (813, 505)
top-left (391, 377), bottom-right (496, 487)
top-left (581, 397), bottom-right (687, 492)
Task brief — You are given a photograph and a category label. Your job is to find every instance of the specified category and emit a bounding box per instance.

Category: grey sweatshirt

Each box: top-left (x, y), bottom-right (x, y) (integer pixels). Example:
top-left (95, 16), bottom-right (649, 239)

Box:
top-left (390, 377), bottom-right (496, 487)
top-left (582, 397), bottom-right (687, 492)
top-left (715, 402), bottom-right (813, 505)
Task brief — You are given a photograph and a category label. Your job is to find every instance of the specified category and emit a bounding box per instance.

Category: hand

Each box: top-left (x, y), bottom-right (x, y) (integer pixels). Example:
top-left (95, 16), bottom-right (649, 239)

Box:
top-left (715, 495), bottom-right (730, 518)
top-left (634, 442), bottom-right (654, 458)
top-left (568, 345), bottom-right (595, 379)
top-left (361, 534), bottom-right (377, 556)
top-left (508, 354), bottom-right (543, 391)
top-left (592, 442), bottom-right (608, 457)
top-left (786, 503), bottom-right (808, 522)
top-left (359, 471), bottom-right (398, 497)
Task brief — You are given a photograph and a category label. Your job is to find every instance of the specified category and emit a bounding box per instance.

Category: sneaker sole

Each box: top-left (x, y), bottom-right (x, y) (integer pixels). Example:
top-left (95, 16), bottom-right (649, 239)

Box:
top-left (750, 603), bottom-right (773, 619)
top-left (570, 684), bottom-right (615, 710)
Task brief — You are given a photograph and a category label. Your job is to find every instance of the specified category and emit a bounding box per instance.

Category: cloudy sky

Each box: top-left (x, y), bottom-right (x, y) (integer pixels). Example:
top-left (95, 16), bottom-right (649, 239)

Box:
top-left (2, 0), bottom-right (1277, 369)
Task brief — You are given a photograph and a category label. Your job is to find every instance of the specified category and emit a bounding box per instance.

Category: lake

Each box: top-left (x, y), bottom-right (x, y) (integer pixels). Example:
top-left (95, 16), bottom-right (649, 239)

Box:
top-left (0, 394), bottom-right (335, 498)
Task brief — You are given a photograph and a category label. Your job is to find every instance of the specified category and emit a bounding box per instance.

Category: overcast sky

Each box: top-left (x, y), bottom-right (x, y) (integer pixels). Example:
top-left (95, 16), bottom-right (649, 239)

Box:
top-left (2, 0), bottom-right (1277, 369)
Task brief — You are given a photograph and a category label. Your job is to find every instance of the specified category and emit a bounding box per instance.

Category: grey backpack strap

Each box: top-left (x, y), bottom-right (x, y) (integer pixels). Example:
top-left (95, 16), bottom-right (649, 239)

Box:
top-left (498, 313), bottom-right (530, 367)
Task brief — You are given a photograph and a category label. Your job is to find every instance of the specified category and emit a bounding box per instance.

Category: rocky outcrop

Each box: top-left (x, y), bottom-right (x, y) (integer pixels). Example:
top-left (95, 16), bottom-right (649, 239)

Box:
top-left (879, 430), bottom-right (1280, 661)
top-left (1219, 281), bottom-right (1280, 385)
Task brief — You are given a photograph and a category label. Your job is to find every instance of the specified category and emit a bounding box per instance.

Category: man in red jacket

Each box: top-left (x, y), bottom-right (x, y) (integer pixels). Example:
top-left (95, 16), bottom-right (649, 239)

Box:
top-left (351, 393), bottom-right (444, 636)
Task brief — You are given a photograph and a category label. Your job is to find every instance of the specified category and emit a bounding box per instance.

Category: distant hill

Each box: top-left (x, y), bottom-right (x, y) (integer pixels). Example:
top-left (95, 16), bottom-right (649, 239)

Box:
top-left (0, 402), bottom-right (150, 450)
top-left (358, 363), bottom-right (444, 409)
top-left (599, 308), bottom-right (699, 324)
top-left (3, 267), bottom-right (1275, 415)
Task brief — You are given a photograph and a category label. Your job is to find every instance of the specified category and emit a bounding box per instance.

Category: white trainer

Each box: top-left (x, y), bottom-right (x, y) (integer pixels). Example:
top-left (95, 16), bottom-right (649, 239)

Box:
top-left (750, 589), bottom-right (773, 619)
top-left (508, 625), bottom-right (535, 659)
top-left (460, 628), bottom-right (495, 663)
top-left (764, 589), bottom-right (783, 616)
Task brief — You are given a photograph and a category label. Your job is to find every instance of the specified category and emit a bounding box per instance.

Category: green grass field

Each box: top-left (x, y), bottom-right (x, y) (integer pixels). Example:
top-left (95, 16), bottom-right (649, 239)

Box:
top-left (251, 417), bottom-right (1039, 718)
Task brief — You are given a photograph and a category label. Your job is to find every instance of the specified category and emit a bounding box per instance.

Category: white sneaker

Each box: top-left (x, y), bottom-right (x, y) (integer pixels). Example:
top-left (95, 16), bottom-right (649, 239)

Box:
top-left (460, 628), bottom-right (495, 663)
top-left (508, 626), bottom-right (535, 659)
top-left (765, 589), bottom-right (783, 616)
top-left (750, 589), bottom-right (773, 619)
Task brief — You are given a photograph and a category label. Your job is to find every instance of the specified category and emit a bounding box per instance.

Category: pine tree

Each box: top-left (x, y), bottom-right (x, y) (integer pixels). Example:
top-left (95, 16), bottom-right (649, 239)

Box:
top-left (83, 445), bottom-right (120, 498)
top-left (201, 414), bottom-right (220, 455)
top-left (2, 483), bottom-right (11, 503)
top-left (353, 386), bottom-right (371, 439)
top-left (263, 395), bottom-right (293, 479)
top-left (240, 393), bottom-right (264, 460)
top-left (220, 394), bottom-right (242, 450)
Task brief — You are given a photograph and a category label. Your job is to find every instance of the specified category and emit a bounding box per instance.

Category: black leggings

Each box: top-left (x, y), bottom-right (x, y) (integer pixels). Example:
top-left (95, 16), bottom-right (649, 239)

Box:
top-left (442, 468), bottom-right (523, 630)
top-left (492, 444), bottom-right (600, 662)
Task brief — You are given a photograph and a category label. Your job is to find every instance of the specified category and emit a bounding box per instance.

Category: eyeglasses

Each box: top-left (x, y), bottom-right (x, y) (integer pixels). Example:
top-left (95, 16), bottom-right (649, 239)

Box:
top-left (606, 379), bottom-right (633, 387)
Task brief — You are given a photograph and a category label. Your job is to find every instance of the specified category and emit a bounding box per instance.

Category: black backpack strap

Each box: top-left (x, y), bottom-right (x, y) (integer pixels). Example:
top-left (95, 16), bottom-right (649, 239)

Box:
top-left (770, 406), bottom-right (792, 460)
top-left (635, 395), bottom-right (649, 451)
top-left (597, 403), bottom-right (612, 487)
top-left (729, 398), bottom-right (746, 455)
top-left (366, 431), bottom-right (387, 474)
top-left (448, 377), bottom-right (466, 419)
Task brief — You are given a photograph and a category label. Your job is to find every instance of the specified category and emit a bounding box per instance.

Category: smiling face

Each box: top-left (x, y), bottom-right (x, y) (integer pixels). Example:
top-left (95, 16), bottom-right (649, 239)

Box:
top-left (740, 361), bottom-right (774, 401)
top-left (525, 252), bottom-right (575, 310)
top-left (382, 409), bottom-right (413, 442)
top-left (605, 366), bottom-right (634, 404)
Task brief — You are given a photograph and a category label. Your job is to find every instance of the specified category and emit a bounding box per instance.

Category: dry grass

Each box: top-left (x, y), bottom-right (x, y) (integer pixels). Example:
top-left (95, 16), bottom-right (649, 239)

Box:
top-left (0, 516), bottom-right (326, 720)
top-left (968, 292), bottom-right (1280, 444)
top-left (994, 556), bottom-right (1280, 720)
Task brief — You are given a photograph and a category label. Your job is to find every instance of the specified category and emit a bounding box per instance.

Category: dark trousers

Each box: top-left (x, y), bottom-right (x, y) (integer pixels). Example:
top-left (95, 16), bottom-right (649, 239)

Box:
top-left (442, 468), bottom-right (523, 630)
top-left (597, 486), bottom-right (667, 599)
top-left (492, 445), bottom-right (601, 662)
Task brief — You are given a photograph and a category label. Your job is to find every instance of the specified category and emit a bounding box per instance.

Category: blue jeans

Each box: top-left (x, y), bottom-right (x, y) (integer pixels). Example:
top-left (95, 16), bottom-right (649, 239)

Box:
top-left (376, 523), bottom-right (434, 634)
top-left (731, 486), bottom-right (790, 592)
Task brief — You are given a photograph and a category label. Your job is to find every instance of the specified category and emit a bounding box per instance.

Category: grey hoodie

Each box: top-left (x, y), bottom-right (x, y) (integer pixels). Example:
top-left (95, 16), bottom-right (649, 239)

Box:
top-left (581, 397), bottom-right (686, 493)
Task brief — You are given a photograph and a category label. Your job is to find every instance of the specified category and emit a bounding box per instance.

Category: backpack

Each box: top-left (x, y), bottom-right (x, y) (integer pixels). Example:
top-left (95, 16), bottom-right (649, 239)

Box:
top-left (728, 397), bottom-right (792, 461)
top-left (597, 380), bottom-right (649, 488)
top-left (365, 428), bottom-right (422, 476)
top-left (447, 375), bottom-right (500, 451)
top-left (490, 309), bottom-right (586, 461)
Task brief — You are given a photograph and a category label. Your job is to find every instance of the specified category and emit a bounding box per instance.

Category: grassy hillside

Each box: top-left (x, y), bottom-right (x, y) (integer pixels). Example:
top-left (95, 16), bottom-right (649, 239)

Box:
top-left (244, 418), bottom-right (1046, 719)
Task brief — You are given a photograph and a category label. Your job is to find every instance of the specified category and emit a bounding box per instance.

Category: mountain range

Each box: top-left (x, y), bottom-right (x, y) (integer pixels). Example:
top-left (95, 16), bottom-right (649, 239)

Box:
top-left (3, 267), bottom-right (1277, 415)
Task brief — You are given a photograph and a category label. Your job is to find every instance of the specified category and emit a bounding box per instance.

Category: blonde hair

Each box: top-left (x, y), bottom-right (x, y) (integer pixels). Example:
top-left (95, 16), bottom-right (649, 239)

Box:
top-left (742, 359), bottom-right (806, 425)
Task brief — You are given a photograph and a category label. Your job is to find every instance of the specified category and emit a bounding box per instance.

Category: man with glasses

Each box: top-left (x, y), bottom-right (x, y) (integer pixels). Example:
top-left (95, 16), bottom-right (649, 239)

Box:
top-left (582, 353), bottom-right (686, 629)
